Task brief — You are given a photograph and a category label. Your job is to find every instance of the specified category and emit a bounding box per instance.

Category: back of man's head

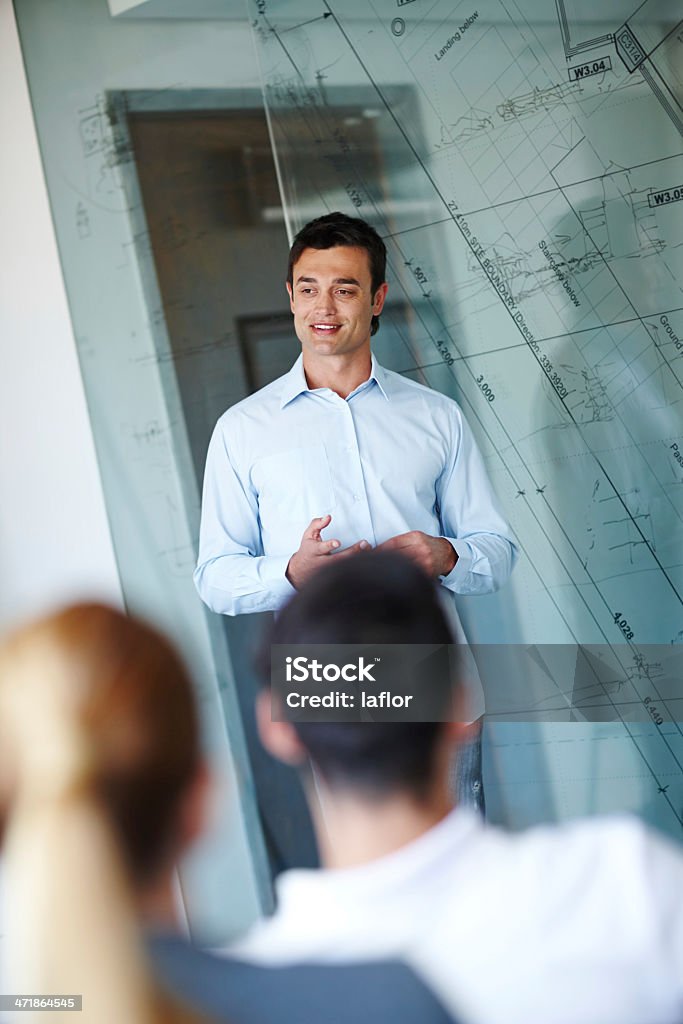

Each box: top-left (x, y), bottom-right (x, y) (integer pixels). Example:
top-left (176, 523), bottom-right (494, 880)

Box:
top-left (0, 603), bottom-right (201, 885)
top-left (259, 552), bottom-right (459, 799)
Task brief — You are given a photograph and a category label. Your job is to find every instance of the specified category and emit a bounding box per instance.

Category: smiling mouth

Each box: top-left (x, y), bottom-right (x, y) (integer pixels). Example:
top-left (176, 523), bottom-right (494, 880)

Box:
top-left (311, 323), bottom-right (341, 333)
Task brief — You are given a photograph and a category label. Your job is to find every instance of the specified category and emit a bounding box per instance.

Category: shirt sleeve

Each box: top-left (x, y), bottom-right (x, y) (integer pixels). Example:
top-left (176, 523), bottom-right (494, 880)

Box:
top-left (193, 420), bottom-right (296, 615)
top-left (436, 404), bottom-right (518, 595)
top-left (636, 825), bottom-right (683, 1006)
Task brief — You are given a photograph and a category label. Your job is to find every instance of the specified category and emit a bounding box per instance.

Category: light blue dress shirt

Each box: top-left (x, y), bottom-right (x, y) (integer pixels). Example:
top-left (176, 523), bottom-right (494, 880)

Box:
top-left (195, 355), bottom-right (517, 718)
top-left (195, 353), bottom-right (516, 606)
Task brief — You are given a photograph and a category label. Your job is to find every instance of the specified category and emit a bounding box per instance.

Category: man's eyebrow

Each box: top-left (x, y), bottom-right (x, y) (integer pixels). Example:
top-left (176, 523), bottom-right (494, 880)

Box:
top-left (294, 275), bottom-right (362, 286)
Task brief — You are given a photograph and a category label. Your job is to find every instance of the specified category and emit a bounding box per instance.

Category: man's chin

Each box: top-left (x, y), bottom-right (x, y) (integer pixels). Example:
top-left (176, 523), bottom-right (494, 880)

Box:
top-left (305, 335), bottom-right (344, 355)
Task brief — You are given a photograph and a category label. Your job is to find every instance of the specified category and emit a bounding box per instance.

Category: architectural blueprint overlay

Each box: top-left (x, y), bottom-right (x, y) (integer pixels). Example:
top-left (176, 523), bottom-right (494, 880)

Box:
top-left (249, 0), bottom-right (683, 833)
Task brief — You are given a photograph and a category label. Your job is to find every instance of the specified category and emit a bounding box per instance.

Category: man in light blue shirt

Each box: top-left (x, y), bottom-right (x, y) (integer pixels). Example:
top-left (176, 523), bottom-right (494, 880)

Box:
top-left (195, 212), bottom-right (517, 807)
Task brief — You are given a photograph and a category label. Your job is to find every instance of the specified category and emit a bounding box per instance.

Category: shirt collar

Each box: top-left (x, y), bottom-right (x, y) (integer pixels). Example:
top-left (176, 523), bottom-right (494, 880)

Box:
top-left (274, 807), bottom-right (481, 906)
top-left (279, 353), bottom-right (391, 409)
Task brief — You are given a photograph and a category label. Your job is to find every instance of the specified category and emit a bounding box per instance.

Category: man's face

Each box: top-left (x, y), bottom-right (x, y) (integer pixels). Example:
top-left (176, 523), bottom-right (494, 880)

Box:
top-left (287, 246), bottom-right (387, 362)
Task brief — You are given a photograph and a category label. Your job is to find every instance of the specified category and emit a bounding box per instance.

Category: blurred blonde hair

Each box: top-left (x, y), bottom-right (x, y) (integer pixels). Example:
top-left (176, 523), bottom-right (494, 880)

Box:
top-left (0, 603), bottom-right (210, 1024)
top-left (0, 602), bottom-right (201, 881)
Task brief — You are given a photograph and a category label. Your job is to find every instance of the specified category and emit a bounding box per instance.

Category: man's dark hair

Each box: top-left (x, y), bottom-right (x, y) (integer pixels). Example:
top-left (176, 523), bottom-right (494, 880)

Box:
top-left (258, 552), bottom-right (460, 799)
top-left (287, 212), bottom-right (387, 336)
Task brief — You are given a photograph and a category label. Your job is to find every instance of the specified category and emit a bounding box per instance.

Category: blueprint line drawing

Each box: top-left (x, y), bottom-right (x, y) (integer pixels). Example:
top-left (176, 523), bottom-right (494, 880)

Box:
top-left (556, 0), bottom-right (683, 132)
top-left (249, 0), bottom-right (683, 832)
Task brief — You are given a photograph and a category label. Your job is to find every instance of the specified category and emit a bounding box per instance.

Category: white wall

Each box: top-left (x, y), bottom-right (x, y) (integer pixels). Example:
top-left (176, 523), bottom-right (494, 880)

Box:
top-left (6, 0), bottom-right (270, 940)
top-left (0, 0), bottom-right (124, 999)
top-left (0, 0), bottom-right (122, 630)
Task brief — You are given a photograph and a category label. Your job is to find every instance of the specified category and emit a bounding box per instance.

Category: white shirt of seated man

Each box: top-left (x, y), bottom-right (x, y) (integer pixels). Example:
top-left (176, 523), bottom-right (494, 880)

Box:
top-left (229, 707), bottom-right (683, 1024)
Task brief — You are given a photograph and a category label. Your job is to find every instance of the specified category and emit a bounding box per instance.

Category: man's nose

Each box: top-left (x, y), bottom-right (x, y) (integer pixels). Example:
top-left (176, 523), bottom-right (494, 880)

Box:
top-left (315, 291), bottom-right (337, 316)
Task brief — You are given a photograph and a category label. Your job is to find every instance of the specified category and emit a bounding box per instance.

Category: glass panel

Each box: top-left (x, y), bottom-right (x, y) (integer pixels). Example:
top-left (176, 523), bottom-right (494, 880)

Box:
top-left (13, 0), bottom-right (295, 940)
top-left (249, 0), bottom-right (683, 837)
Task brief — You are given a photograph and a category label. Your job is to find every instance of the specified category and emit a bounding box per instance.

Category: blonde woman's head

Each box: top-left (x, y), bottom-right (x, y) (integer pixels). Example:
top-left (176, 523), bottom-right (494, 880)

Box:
top-left (0, 603), bottom-right (202, 884)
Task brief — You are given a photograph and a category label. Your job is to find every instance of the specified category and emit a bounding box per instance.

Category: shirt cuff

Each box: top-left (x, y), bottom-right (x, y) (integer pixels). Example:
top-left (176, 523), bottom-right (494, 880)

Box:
top-left (439, 538), bottom-right (473, 590)
top-left (260, 554), bottom-right (297, 604)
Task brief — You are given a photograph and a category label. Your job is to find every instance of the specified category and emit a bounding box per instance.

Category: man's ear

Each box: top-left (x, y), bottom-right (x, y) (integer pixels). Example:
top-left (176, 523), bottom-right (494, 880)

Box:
top-left (372, 281), bottom-right (389, 316)
top-left (256, 690), bottom-right (307, 766)
top-left (445, 719), bottom-right (474, 745)
top-left (444, 683), bottom-right (475, 746)
top-left (286, 280), bottom-right (295, 314)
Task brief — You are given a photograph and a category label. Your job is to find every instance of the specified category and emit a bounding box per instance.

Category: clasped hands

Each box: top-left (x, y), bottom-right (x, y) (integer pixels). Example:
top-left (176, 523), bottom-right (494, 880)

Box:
top-left (285, 514), bottom-right (457, 590)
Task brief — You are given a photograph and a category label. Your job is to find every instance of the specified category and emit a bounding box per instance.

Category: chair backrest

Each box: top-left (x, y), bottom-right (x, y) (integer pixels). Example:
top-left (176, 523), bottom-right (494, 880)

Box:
top-left (149, 934), bottom-right (459, 1024)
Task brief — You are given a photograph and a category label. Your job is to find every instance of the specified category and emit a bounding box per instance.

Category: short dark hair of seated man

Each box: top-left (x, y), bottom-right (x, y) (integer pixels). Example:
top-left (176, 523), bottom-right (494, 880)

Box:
top-left (255, 549), bottom-right (464, 800)
top-left (0, 601), bottom-right (457, 1024)
top-left (286, 211), bottom-right (387, 335)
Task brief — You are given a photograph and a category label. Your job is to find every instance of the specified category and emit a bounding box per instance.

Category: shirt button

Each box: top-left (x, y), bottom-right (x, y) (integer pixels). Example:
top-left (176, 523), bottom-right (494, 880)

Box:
top-left (353, 494), bottom-right (361, 502)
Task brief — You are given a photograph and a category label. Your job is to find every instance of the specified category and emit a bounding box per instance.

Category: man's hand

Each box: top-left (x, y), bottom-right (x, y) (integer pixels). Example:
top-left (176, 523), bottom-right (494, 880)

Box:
top-left (377, 531), bottom-right (457, 578)
top-left (286, 515), bottom-right (370, 590)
